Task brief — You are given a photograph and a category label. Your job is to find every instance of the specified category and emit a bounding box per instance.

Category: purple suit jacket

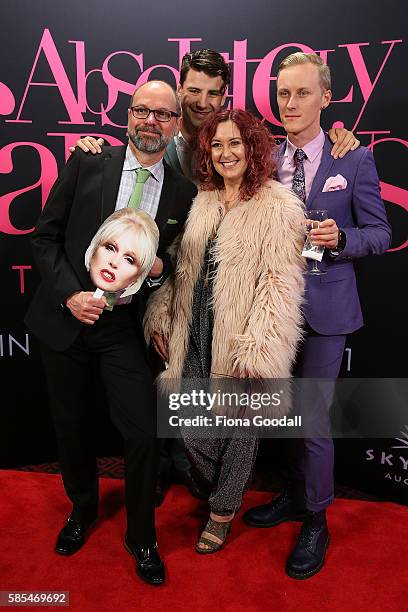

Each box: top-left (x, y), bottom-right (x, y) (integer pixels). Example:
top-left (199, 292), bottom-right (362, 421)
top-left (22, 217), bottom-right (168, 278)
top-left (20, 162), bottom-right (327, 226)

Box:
top-left (279, 136), bottom-right (391, 335)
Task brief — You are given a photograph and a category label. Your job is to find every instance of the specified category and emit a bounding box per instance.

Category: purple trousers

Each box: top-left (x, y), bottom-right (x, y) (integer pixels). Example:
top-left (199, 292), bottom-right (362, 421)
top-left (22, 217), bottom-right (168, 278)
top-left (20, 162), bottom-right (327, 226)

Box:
top-left (291, 332), bottom-right (346, 512)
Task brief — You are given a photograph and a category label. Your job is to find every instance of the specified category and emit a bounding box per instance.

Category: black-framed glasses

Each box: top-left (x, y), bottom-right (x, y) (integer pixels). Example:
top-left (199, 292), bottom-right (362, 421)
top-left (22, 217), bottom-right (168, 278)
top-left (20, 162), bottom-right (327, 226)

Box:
top-left (129, 106), bottom-right (180, 122)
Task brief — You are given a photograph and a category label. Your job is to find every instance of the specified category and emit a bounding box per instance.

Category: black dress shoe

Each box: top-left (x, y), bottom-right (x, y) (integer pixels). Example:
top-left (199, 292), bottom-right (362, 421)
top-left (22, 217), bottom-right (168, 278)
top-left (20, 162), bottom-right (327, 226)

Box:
top-left (124, 537), bottom-right (165, 586)
top-left (55, 516), bottom-right (96, 556)
top-left (243, 491), bottom-right (307, 527)
top-left (174, 469), bottom-right (209, 501)
top-left (285, 510), bottom-right (329, 580)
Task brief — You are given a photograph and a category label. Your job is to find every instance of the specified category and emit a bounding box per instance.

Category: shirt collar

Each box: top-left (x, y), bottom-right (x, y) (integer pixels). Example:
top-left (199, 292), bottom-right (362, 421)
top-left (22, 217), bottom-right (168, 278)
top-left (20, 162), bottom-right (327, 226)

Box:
top-left (284, 128), bottom-right (325, 164)
top-left (123, 144), bottom-right (164, 182)
top-left (175, 131), bottom-right (192, 149)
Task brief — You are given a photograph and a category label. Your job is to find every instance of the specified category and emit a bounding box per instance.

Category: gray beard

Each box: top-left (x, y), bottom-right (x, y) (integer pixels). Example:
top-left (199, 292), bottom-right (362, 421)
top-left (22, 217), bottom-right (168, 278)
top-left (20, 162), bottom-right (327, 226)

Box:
top-left (128, 127), bottom-right (170, 153)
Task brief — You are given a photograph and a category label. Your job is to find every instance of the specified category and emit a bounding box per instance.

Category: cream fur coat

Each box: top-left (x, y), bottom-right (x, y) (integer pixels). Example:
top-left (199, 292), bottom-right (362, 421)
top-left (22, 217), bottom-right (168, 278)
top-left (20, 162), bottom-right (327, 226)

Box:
top-left (144, 180), bottom-right (305, 381)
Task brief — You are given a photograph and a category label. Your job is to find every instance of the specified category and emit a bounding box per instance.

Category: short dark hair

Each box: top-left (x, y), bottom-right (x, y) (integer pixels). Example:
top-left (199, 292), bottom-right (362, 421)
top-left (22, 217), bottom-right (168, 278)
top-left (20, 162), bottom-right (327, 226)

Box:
top-left (179, 49), bottom-right (230, 92)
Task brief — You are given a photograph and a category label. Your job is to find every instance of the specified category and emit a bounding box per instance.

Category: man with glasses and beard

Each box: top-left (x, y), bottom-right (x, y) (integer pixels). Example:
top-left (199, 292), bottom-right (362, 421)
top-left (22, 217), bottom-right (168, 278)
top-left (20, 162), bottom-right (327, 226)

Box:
top-left (25, 81), bottom-right (196, 586)
top-left (71, 50), bottom-right (231, 504)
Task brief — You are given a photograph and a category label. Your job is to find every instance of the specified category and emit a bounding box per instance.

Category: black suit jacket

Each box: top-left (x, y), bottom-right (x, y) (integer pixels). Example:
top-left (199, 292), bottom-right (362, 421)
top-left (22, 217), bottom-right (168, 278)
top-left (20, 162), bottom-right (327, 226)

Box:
top-left (25, 145), bottom-right (197, 351)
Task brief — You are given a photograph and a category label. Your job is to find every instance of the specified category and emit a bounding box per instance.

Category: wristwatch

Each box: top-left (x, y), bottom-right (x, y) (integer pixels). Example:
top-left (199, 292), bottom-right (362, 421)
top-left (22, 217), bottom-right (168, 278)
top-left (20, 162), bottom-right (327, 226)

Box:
top-left (146, 274), bottom-right (164, 288)
top-left (329, 229), bottom-right (346, 257)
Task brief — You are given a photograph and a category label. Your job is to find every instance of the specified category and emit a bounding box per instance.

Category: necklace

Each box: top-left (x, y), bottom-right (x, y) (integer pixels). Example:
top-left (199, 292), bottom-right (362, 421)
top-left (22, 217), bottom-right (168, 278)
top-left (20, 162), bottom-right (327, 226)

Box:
top-left (223, 193), bottom-right (240, 211)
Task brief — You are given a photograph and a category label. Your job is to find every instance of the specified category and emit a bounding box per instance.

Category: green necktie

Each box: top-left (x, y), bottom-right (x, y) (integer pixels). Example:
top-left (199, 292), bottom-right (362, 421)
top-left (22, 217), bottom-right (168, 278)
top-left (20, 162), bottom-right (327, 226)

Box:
top-left (104, 292), bottom-right (116, 311)
top-left (128, 168), bottom-right (151, 208)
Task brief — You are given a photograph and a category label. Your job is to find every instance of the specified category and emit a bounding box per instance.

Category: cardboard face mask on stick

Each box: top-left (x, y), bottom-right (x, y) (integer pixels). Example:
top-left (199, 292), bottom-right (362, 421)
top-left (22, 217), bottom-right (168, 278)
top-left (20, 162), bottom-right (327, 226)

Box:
top-left (84, 208), bottom-right (159, 309)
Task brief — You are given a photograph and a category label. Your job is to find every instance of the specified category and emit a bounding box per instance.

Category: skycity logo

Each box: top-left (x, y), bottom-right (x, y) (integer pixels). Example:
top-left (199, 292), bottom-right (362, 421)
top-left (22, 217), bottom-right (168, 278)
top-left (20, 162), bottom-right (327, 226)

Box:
top-left (365, 425), bottom-right (408, 488)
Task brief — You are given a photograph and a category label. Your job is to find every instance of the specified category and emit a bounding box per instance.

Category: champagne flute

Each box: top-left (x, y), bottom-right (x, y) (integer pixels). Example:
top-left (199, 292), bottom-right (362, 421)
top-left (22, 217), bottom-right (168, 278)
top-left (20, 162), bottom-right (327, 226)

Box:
top-left (305, 209), bottom-right (327, 275)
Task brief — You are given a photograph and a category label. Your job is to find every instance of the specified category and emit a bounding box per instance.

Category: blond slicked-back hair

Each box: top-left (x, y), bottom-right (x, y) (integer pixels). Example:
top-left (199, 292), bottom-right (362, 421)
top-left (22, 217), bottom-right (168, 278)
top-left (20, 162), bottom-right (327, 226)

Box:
top-left (278, 52), bottom-right (331, 92)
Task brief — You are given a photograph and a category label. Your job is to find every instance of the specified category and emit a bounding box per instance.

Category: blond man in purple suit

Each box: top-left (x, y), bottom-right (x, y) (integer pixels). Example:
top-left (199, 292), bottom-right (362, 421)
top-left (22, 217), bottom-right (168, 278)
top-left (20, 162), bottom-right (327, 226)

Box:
top-left (244, 52), bottom-right (391, 580)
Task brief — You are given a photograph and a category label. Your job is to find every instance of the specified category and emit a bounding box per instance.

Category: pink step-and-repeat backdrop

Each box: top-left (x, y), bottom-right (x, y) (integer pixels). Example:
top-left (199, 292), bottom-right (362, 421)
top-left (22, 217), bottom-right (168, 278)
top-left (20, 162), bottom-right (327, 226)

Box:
top-left (1, 0), bottom-right (407, 501)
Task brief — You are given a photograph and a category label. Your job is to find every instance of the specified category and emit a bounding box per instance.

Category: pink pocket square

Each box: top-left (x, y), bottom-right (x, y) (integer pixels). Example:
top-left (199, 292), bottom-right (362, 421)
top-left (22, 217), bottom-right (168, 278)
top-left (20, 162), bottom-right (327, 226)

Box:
top-left (322, 174), bottom-right (348, 192)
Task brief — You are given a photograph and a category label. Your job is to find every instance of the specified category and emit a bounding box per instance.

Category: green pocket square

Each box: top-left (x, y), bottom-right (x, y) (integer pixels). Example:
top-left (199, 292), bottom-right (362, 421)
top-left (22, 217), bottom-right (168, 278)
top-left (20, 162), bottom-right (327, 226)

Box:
top-left (167, 218), bottom-right (178, 224)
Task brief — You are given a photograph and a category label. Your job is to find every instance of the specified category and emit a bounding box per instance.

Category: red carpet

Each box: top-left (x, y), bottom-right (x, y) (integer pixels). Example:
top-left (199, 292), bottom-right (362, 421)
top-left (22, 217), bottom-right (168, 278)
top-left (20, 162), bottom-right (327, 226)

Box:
top-left (0, 470), bottom-right (407, 611)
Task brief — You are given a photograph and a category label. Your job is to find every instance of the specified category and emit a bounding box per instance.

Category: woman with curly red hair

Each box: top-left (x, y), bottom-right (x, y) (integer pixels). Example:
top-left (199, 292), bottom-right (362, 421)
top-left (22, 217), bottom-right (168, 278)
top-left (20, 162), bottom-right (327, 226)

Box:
top-left (145, 109), bottom-right (305, 553)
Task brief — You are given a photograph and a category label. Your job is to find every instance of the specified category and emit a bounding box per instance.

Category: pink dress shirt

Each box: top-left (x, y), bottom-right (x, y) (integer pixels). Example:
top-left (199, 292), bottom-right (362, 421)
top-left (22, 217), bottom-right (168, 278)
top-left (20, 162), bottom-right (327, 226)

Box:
top-left (278, 129), bottom-right (325, 199)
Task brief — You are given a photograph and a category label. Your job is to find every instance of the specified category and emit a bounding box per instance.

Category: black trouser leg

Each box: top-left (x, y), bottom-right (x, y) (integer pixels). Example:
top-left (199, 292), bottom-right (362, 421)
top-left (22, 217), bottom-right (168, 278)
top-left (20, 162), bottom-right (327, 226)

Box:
top-left (97, 308), bottom-right (158, 546)
top-left (124, 437), bottom-right (159, 546)
top-left (40, 342), bottom-right (99, 523)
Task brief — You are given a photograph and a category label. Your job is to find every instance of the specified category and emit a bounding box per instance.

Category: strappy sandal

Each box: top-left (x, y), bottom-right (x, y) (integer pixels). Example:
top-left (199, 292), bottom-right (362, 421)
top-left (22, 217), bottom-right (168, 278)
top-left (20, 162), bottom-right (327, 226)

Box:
top-left (195, 517), bottom-right (233, 554)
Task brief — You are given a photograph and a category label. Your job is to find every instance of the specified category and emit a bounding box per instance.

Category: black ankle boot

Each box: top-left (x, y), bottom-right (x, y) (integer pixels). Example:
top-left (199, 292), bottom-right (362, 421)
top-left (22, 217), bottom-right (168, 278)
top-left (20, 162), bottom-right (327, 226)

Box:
top-left (285, 510), bottom-right (329, 579)
top-left (243, 490), bottom-right (307, 528)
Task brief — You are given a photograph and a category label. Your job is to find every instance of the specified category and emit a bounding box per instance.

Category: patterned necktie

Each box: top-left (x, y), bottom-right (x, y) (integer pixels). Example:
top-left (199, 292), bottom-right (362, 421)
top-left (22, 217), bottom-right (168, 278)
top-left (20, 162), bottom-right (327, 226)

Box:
top-left (128, 168), bottom-right (151, 208)
top-left (292, 148), bottom-right (307, 203)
